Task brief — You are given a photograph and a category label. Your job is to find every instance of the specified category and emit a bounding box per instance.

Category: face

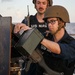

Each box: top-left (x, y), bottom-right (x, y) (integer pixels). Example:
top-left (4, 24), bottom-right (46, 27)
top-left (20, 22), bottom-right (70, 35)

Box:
top-left (35, 0), bottom-right (48, 14)
top-left (47, 18), bottom-right (59, 35)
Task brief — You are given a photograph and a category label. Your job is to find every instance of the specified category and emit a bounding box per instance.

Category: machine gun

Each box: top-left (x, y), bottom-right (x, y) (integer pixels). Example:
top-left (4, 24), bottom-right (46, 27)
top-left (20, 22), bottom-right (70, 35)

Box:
top-left (12, 5), bottom-right (61, 75)
top-left (12, 27), bottom-right (61, 75)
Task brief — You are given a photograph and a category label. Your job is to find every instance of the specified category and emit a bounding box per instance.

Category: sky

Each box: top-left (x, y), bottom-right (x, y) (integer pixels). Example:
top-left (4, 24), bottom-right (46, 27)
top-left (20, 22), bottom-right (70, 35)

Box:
top-left (0, 0), bottom-right (75, 23)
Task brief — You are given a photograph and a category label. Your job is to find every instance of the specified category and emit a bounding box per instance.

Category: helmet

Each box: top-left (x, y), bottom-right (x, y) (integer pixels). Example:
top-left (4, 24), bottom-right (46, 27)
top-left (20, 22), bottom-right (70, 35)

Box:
top-left (33, 0), bottom-right (53, 6)
top-left (43, 5), bottom-right (70, 23)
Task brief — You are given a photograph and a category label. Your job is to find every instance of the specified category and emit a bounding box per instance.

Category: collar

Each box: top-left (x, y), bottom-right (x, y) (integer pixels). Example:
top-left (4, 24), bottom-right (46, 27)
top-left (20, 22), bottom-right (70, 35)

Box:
top-left (58, 30), bottom-right (72, 43)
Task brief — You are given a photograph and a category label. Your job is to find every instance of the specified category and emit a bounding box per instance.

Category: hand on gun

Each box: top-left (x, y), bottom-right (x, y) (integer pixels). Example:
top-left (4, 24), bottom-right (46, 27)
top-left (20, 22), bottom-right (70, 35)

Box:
top-left (14, 23), bottom-right (31, 34)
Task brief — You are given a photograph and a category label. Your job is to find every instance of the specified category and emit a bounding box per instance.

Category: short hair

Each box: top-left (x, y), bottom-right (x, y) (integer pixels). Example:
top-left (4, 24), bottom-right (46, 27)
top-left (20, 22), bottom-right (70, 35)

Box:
top-left (32, 0), bottom-right (53, 6)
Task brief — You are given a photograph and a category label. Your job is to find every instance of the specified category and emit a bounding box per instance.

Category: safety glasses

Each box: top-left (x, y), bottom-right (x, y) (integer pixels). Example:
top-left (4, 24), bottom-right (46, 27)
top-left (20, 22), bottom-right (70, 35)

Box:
top-left (47, 20), bottom-right (57, 25)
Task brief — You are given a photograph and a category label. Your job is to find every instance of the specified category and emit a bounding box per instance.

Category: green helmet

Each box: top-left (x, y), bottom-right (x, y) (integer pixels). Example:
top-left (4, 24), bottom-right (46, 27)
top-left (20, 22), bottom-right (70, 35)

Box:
top-left (43, 5), bottom-right (70, 23)
top-left (33, 0), bottom-right (53, 6)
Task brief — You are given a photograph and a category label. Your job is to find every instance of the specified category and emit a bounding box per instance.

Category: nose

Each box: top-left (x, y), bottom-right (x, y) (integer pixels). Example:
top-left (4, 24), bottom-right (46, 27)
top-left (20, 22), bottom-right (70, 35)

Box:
top-left (48, 23), bottom-right (52, 26)
top-left (39, 3), bottom-right (43, 7)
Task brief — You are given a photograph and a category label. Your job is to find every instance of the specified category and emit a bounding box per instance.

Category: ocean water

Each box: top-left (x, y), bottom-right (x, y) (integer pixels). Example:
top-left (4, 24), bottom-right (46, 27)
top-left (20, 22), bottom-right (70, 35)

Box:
top-left (65, 23), bottom-right (75, 38)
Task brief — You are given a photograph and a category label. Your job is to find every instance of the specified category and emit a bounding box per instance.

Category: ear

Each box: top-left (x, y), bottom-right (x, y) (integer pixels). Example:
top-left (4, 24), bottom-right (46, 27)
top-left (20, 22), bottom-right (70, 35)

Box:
top-left (58, 19), bottom-right (65, 30)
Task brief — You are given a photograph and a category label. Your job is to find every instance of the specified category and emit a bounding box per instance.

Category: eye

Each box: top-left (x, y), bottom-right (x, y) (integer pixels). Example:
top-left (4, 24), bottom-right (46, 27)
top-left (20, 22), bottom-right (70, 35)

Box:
top-left (47, 20), bottom-right (57, 25)
top-left (36, 1), bottom-right (40, 4)
top-left (43, 2), bottom-right (47, 5)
